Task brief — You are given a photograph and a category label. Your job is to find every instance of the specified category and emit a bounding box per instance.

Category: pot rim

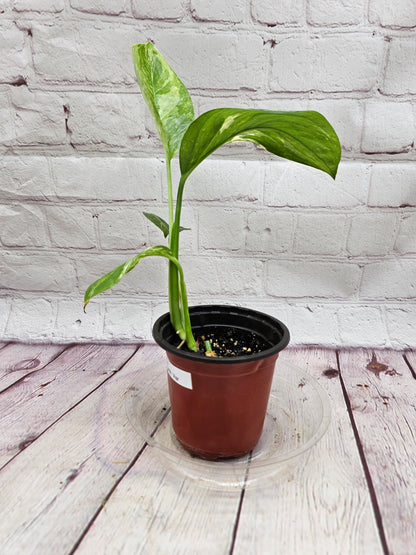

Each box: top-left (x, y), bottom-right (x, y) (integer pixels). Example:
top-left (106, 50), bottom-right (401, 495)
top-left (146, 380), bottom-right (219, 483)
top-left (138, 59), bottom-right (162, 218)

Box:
top-left (152, 304), bottom-right (290, 364)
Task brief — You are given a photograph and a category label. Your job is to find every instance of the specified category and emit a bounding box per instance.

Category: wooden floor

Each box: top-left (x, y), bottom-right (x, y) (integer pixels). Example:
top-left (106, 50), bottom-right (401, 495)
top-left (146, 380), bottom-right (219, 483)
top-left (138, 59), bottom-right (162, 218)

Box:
top-left (0, 342), bottom-right (415, 554)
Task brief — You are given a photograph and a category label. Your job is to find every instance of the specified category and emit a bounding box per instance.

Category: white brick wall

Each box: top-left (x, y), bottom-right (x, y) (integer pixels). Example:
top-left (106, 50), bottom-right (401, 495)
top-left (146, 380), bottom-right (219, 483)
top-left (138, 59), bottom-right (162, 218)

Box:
top-left (0, 0), bottom-right (415, 349)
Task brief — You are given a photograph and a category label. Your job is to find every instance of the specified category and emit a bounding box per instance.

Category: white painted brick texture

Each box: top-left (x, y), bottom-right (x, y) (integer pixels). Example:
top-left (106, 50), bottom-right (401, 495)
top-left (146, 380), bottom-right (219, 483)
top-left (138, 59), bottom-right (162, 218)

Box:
top-left (0, 1), bottom-right (415, 348)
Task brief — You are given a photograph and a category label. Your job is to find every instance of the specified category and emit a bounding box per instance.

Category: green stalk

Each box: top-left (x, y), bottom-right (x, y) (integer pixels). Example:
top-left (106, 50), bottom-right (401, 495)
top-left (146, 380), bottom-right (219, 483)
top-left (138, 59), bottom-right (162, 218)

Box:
top-left (171, 175), bottom-right (186, 257)
top-left (166, 155), bottom-right (174, 236)
top-left (176, 262), bottom-right (196, 351)
top-left (169, 174), bottom-right (196, 350)
top-left (166, 156), bottom-right (184, 340)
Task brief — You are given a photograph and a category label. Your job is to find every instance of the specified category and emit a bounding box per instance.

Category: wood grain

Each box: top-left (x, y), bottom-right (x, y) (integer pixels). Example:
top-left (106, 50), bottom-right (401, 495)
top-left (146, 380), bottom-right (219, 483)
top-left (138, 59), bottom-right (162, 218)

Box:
top-left (0, 343), bottom-right (137, 468)
top-left (75, 344), bottom-right (244, 554)
top-left (0, 345), bottom-right (163, 554)
top-left (76, 446), bottom-right (244, 554)
top-left (404, 349), bottom-right (416, 378)
top-left (0, 343), bottom-right (66, 392)
top-left (338, 349), bottom-right (416, 555)
top-left (232, 348), bottom-right (384, 555)
top-left (1, 343), bottom-right (414, 554)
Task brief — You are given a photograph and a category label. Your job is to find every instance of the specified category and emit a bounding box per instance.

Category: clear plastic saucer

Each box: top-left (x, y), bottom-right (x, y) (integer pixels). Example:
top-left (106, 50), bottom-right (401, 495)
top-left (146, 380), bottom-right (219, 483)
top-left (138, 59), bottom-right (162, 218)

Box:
top-left (125, 360), bottom-right (331, 489)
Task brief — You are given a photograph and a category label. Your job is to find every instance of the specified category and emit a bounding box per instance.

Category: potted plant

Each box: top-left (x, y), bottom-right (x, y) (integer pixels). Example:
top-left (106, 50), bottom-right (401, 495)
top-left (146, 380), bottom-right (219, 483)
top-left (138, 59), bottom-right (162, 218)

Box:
top-left (84, 42), bottom-right (341, 459)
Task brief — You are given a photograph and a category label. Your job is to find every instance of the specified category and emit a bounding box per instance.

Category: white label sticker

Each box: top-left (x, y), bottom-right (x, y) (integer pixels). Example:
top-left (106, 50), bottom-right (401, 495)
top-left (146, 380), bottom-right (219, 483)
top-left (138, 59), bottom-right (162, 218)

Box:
top-left (167, 361), bottom-right (193, 390)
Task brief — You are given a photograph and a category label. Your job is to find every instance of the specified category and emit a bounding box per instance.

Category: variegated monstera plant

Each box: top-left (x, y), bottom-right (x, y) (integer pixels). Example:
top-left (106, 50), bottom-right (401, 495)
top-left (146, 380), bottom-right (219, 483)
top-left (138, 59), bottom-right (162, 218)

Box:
top-left (84, 42), bottom-right (341, 352)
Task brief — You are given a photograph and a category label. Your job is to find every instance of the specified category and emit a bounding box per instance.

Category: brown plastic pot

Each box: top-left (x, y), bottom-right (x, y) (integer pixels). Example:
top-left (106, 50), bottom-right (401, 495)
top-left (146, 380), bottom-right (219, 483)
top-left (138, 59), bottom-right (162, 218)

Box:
top-left (152, 305), bottom-right (290, 460)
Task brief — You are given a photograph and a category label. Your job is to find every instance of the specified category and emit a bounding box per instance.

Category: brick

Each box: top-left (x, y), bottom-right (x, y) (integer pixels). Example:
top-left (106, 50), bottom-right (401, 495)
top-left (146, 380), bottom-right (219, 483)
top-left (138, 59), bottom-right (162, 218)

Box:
top-left (270, 36), bottom-right (383, 92)
top-left (103, 301), bottom-right (151, 340)
top-left (0, 298), bottom-right (11, 335)
top-left (1, 87), bottom-right (65, 147)
top-left (362, 101), bottom-right (414, 153)
top-left (369, 0), bottom-right (416, 28)
top-left (265, 162), bottom-right (371, 208)
top-left (182, 160), bottom-right (263, 202)
top-left (251, 0), bottom-right (304, 25)
top-left (347, 213), bottom-right (398, 256)
top-left (132, 0), bottom-right (184, 20)
top-left (32, 24), bottom-right (140, 85)
top-left (265, 260), bottom-right (360, 298)
top-left (155, 33), bottom-right (266, 90)
top-left (307, 0), bottom-right (365, 25)
top-left (70, 0), bottom-right (129, 15)
top-left (337, 306), bottom-right (388, 347)
top-left (0, 204), bottom-right (48, 247)
top-left (0, 22), bottom-right (30, 84)
top-left (191, 0), bottom-right (246, 22)
top-left (6, 298), bottom-right (56, 341)
top-left (0, 156), bottom-right (54, 200)
top-left (395, 214), bottom-right (416, 254)
top-left (45, 206), bottom-right (97, 249)
top-left (181, 256), bottom-right (262, 296)
top-left (246, 211), bottom-right (293, 254)
top-left (294, 213), bottom-right (347, 255)
top-left (0, 91), bottom-right (15, 144)
top-left (360, 260), bottom-right (416, 299)
top-left (0, 252), bottom-right (77, 292)
top-left (369, 164), bottom-right (416, 207)
top-left (0, 0), bottom-right (11, 11)
top-left (386, 307), bottom-right (416, 348)
top-left (305, 99), bottom-right (363, 153)
top-left (382, 39), bottom-right (416, 95)
top-left (194, 94), bottom-right (253, 114)
top-left (13, 0), bottom-right (64, 11)
top-left (51, 157), bottom-right (161, 201)
top-left (65, 92), bottom-right (145, 148)
top-left (10, 87), bottom-right (66, 145)
top-left (56, 299), bottom-right (103, 341)
top-left (199, 208), bottom-right (246, 252)
top-left (286, 305), bottom-right (340, 345)
top-left (98, 208), bottom-right (148, 250)
top-left (77, 254), bottom-right (168, 296)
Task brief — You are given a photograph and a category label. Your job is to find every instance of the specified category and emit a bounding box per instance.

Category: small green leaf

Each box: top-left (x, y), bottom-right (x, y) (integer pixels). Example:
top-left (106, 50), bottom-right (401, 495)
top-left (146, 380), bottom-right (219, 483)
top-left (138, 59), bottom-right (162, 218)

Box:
top-left (144, 212), bottom-right (191, 238)
top-left (179, 108), bottom-right (341, 181)
top-left (84, 245), bottom-right (179, 308)
top-left (144, 212), bottom-right (169, 237)
top-left (132, 42), bottom-right (194, 160)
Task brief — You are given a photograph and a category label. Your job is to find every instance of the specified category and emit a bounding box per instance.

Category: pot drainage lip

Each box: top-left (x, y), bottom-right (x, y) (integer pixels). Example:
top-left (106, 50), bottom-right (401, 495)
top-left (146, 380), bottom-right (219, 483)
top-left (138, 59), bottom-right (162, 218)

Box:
top-left (125, 360), bottom-right (331, 491)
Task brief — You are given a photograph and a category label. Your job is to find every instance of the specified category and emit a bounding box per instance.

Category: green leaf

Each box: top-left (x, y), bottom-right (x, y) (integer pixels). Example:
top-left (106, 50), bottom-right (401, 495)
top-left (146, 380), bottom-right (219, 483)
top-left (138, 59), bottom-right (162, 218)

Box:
top-left (144, 212), bottom-right (190, 237)
top-left (84, 245), bottom-right (179, 308)
top-left (144, 212), bottom-right (169, 237)
top-left (132, 42), bottom-right (194, 160)
top-left (179, 108), bottom-right (341, 181)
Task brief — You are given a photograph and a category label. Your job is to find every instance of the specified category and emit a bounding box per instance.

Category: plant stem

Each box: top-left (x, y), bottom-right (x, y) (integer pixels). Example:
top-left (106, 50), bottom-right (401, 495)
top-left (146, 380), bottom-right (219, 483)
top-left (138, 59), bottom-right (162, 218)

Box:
top-left (177, 264), bottom-right (196, 351)
top-left (166, 156), bottom-right (174, 235)
top-left (169, 174), bottom-right (196, 350)
top-left (171, 175), bottom-right (185, 258)
top-left (166, 157), bottom-right (184, 339)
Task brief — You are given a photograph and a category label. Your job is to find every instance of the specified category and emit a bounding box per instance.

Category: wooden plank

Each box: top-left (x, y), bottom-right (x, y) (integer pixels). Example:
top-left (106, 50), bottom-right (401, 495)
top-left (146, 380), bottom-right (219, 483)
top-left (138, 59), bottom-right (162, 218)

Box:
top-left (73, 345), bottom-right (244, 554)
top-left (338, 349), bottom-right (416, 555)
top-left (75, 389), bottom-right (247, 555)
top-left (232, 348), bottom-right (384, 555)
top-left (404, 349), bottom-right (416, 378)
top-left (0, 343), bottom-right (137, 468)
top-left (0, 343), bottom-right (66, 392)
top-left (76, 446), bottom-right (243, 555)
top-left (0, 344), bottom-right (166, 554)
